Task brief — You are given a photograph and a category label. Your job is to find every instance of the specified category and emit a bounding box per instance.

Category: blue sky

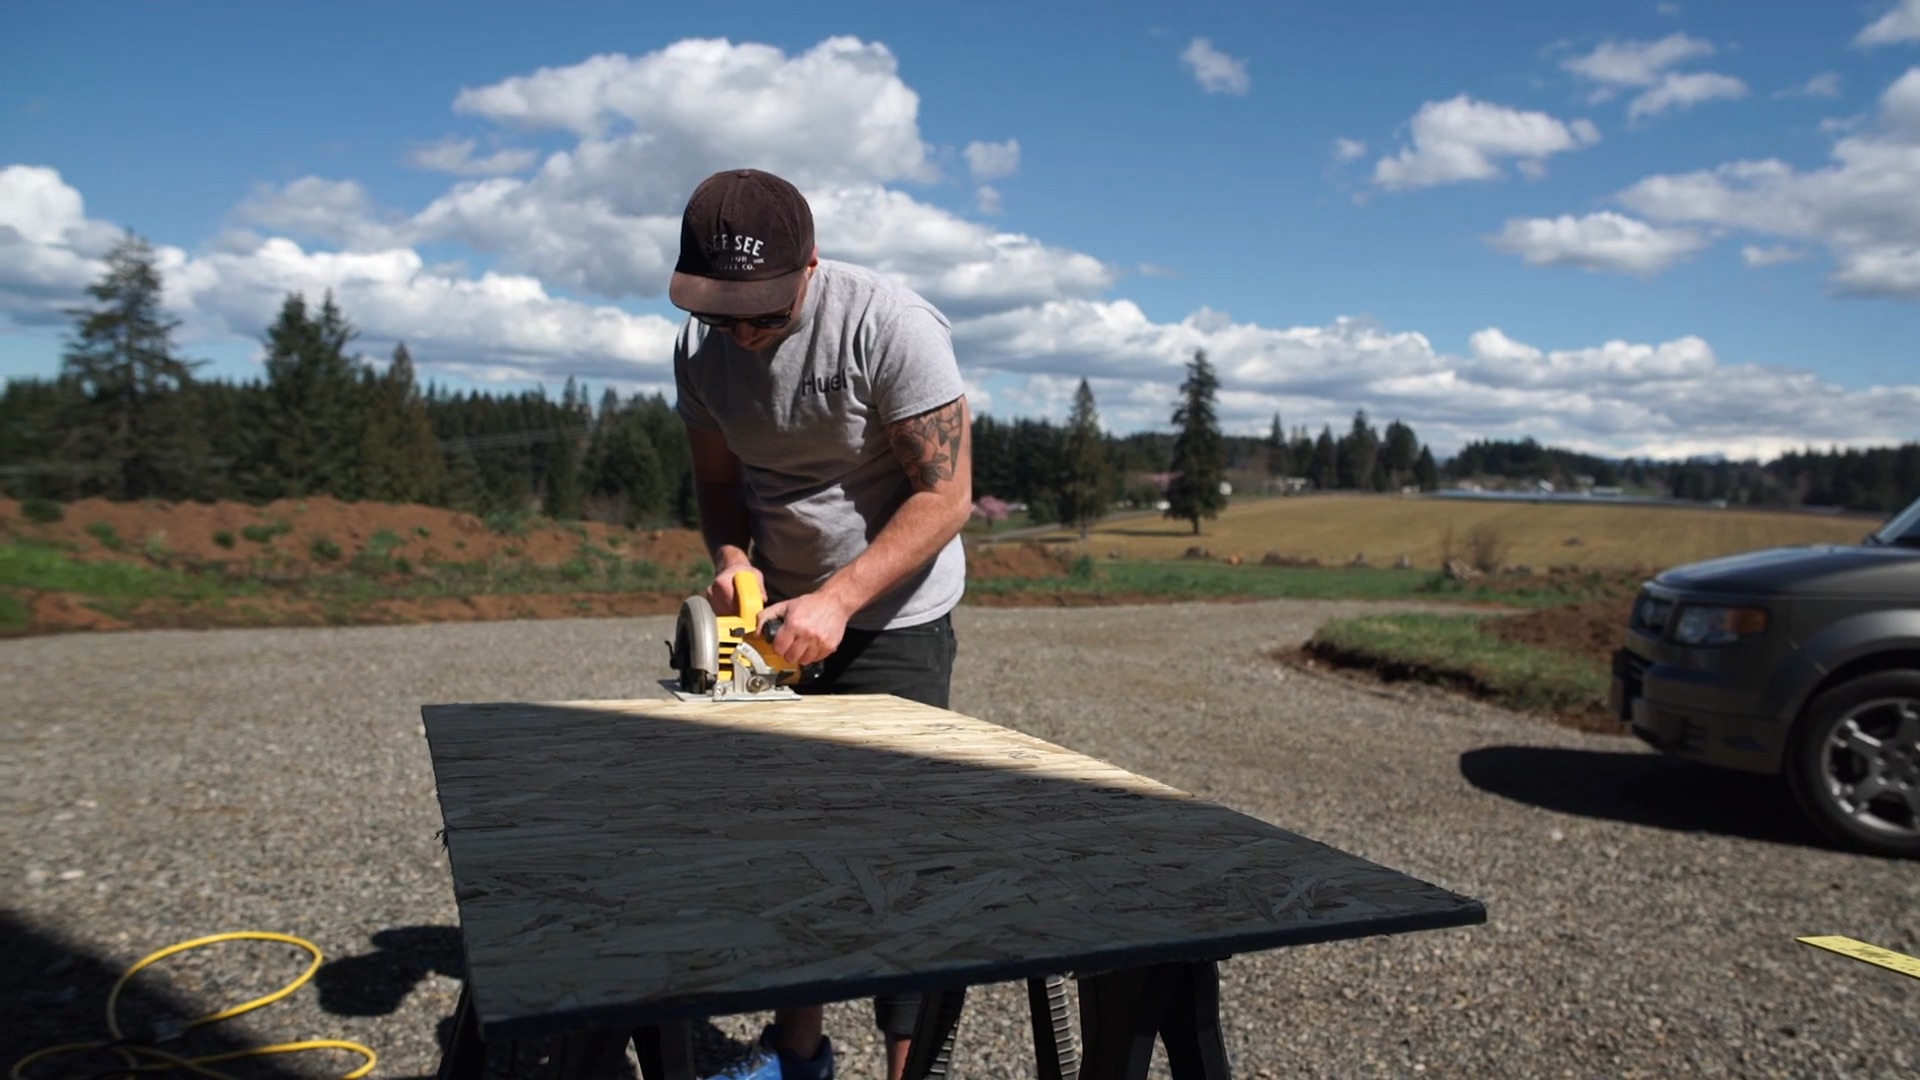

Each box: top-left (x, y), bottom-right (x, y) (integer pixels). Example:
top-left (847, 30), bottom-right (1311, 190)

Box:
top-left (4, 0), bottom-right (1917, 458)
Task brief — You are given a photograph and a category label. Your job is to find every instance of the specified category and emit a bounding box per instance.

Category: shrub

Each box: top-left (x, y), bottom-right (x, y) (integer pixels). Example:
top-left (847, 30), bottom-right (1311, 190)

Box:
top-left (22, 498), bottom-right (64, 524)
top-left (1467, 523), bottom-right (1508, 574)
top-left (414, 526), bottom-right (432, 538)
top-left (213, 530), bottom-right (236, 549)
top-left (1069, 553), bottom-right (1096, 582)
top-left (86, 521), bottom-right (124, 550)
top-left (242, 520), bottom-right (291, 544)
top-left (309, 535), bottom-right (343, 562)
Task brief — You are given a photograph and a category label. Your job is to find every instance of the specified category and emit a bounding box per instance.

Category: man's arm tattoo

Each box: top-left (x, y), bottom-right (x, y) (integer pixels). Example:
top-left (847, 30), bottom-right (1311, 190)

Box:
top-left (888, 399), bottom-right (965, 491)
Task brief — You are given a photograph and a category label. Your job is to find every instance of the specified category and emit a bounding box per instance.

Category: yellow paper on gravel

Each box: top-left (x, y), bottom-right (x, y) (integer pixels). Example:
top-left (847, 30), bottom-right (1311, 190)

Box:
top-left (1797, 936), bottom-right (1920, 980)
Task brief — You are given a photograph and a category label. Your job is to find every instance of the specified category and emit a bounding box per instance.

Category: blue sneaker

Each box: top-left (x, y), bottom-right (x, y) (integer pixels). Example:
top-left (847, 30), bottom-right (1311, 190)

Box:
top-left (702, 1025), bottom-right (834, 1080)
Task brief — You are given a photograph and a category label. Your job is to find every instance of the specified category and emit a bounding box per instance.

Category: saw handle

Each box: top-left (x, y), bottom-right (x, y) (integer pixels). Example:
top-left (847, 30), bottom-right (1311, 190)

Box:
top-left (733, 567), bottom-right (766, 624)
top-left (734, 569), bottom-right (786, 645)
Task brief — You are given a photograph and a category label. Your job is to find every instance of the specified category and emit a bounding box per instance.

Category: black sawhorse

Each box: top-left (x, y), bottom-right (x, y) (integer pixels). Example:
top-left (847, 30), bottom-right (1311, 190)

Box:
top-left (435, 961), bottom-right (1231, 1080)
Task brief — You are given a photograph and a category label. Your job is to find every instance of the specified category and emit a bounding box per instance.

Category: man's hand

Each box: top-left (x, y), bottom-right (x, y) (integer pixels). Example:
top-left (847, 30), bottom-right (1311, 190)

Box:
top-left (706, 562), bottom-right (762, 616)
top-left (758, 592), bottom-right (853, 668)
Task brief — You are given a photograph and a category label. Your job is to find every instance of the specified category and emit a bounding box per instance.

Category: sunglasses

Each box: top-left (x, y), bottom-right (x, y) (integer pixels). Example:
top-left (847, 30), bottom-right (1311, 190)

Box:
top-left (693, 310), bottom-right (794, 331)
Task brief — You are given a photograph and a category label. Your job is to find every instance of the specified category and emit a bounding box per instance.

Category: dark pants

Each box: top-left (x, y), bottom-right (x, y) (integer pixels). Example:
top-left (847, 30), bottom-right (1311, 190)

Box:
top-left (794, 611), bottom-right (957, 1037)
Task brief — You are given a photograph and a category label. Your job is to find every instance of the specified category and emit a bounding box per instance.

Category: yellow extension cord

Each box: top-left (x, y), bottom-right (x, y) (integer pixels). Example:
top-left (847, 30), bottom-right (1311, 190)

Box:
top-left (10, 931), bottom-right (380, 1080)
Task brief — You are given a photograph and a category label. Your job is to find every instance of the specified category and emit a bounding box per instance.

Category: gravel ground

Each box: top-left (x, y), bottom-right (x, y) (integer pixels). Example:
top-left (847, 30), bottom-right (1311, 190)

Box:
top-left (7, 600), bottom-right (1918, 1080)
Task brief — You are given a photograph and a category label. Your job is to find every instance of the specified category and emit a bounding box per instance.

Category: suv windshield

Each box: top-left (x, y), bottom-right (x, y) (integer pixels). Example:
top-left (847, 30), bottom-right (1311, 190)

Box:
top-left (1866, 496), bottom-right (1920, 548)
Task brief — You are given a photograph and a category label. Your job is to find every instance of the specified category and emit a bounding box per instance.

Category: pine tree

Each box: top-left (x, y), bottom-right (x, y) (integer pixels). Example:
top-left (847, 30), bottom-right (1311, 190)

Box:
top-left (1310, 424), bottom-right (1339, 491)
top-left (1266, 413), bottom-right (1291, 482)
top-left (1164, 349), bottom-right (1227, 535)
top-left (259, 291), bottom-right (369, 498)
top-left (1056, 378), bottom-right (1112, 539)
top-left (1337, 410), bottom-right (1380, 491)
top-left (441, 438), bottom-right (486, 513)
top-left (358, 343), bottom-right (445, 504)
top-left (58, 232), bottom-right (210, 500)
top-left (589, 405), bottom-right (667, 527)
top-left (543, 377), bottom-right (587, 520)
top-left (1383, 419), bottom-right (1419, 488)
top-left (1413, 445), bottom-right (1439, 491)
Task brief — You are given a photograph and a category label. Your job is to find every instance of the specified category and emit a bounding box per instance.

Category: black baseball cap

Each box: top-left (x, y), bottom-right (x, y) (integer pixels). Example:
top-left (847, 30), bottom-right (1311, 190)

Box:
top-left (669, 168), bottom-right (815, 316)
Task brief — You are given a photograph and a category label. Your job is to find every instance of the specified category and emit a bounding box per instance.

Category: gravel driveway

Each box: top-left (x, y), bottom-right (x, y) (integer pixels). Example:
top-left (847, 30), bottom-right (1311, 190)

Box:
top-left (8, 600), bottom-right (1917, 1079)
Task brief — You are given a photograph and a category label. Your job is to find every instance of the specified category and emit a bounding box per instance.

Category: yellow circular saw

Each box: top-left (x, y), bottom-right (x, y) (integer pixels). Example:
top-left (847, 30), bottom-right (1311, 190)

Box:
top-left (665, 571), bottom-right (803, 700)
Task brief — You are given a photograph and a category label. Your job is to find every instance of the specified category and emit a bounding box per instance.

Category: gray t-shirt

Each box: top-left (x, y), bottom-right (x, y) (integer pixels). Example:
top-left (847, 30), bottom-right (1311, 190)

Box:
top-left (673, 259), bottom-right (969, 631)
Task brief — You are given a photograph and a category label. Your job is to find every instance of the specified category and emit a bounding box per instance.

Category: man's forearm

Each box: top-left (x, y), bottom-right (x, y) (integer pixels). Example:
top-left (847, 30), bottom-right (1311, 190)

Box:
top-left (693, 478), bottom-right (754, 570)
top-left (816, 488), bottom-right (970, 616)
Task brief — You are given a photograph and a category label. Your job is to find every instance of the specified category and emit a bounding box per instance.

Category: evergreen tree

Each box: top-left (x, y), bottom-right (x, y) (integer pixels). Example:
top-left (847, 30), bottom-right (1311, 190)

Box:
top-left (1266, 412), bottom-right (1292, 481)
top-left (1413, 445), bottom-right (1439, 491)
top-left (1164, 349), bottom-right (1227, 534)
top-left (441, 438), bottom-right (486, 513)
top-left (1055, 378), bottom-right (1112, 539)
top-left (259, 291), bottom-right (368, 498)
top-left (587, 395), bottom-right (667, 526)
top-left (57, 232), bottom-right (210, 500)
top-left (0, 376), bottom-right (84, 499)
top-left (357, 343), bottom-right (445, 503)
top-left (1337, 410), bottom-right (1380, 491)
top-left (1382, 419), bottom-right (1419, 487)
top-left (542, 377), bottom-right (587, 520)
top-left (1310, 424), bottom-right (1339, 491)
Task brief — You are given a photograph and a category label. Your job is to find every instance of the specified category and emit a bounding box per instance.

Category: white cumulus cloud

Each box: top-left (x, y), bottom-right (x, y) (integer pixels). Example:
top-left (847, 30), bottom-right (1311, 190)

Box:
top-left (1488, 212), bottom-right (1710, 275)
top-left (1741, 244), bottom-right (1807, 267)
top-left (451, 36), bottom-right (940, 191)
top-left (1774, 73), bottom-right (1842, 100)
top-left (1181, 38), bottom-right (1251, 96)
top-left (1629, 72), bottom-right (1749, 121)
top-left (1562, 33), bottom-right (1715, 94)
top-left (1372, 96), bottom-right (1600, 191)
top-left (1614, 67), bottom-right (1920, 299)
top-left (405, 136), bottom-right (538, 177)
top-left (1857, 0), bottom-right (1920, 46)
top-left (963, 139), bottom-right (1020, 182)
top-left (0, 165), bottom-right (137, 326)
top-left (1332, 137), bottom-right (1368, 162)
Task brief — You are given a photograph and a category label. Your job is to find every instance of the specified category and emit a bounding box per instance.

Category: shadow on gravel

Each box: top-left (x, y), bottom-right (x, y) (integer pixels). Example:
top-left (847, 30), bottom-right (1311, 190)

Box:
top-left (315, 925), bottom-right (466, 1017)
top-left (4, 911), bottom-right (305, 1080)
top-left (311, 924), bottom-right (755, 1079)
top-left (1459, 746), bottom-right (1834, 850)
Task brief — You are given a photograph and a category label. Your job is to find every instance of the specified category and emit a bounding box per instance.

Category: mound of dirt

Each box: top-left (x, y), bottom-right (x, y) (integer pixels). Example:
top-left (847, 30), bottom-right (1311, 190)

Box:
top-left (965, 540), bottom-right (1073, 580)
top-left (1480, 595), bottom-right (1636, 666)
top-left (1, 495), bottom-right (711, 572)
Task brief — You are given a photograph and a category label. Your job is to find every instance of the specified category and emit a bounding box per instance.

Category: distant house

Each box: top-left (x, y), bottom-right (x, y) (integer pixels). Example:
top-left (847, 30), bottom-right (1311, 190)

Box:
top-left (1573, 473), bottom-right (1596, 493)
top-left (1534, 479), bottom-right (1555, 494)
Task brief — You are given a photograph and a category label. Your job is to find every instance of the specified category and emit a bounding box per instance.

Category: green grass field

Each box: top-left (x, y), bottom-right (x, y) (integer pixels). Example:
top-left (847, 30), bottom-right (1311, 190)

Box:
top-left (1306, 611), bottom-right (1613, 725)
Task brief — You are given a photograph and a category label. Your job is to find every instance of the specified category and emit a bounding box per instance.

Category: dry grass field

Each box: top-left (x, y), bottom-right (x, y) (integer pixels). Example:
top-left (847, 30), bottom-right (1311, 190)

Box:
top-left (1011, 494), bottom-right (1881, 571)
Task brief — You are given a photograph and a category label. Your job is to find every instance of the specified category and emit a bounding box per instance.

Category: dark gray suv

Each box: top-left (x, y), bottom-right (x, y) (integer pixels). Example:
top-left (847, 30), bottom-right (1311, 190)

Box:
top-left (1611, 495), bottom-right (1920, 859)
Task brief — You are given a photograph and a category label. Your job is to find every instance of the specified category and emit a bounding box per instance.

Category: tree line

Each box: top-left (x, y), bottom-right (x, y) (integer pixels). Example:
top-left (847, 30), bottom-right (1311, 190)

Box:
top-left (2, 234), bottom-right (1913, 538)
top-left (1445, 437), bottom-right (1920, 514)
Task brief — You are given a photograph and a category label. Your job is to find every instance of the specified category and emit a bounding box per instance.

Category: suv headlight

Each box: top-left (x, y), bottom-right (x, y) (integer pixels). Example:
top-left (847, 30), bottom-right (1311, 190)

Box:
top-left (1672, 605), bottom-right (1768, 646)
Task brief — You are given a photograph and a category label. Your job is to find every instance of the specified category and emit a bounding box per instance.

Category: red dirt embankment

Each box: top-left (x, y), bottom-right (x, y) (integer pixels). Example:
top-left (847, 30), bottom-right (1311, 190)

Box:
top-left (2, 497), bottom-right (1086, 635)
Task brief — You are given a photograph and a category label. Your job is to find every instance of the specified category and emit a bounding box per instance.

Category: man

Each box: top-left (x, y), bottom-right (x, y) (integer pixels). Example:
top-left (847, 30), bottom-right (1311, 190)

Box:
top-left (668, 167), bottom-right (973, 1080)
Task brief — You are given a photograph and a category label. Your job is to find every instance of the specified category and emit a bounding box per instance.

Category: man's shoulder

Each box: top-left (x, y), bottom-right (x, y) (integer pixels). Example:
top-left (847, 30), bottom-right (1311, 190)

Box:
top-left (817, 259), bottom-right (949, 328)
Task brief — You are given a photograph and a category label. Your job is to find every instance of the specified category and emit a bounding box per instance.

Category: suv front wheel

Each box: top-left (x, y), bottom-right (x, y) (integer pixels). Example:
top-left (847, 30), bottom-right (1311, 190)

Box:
top-left (1786, 670), bottom-right (1920, 859)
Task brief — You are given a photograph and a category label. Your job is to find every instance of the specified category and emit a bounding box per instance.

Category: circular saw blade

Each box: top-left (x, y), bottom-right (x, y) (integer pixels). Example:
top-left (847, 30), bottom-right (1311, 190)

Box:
top-left (673, 595), bottom-right (719, 693)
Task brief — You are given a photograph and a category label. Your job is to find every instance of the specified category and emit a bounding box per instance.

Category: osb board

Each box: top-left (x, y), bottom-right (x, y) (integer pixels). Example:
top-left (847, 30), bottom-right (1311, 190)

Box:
top-left (421, 694), bottom-right (1485, 1041)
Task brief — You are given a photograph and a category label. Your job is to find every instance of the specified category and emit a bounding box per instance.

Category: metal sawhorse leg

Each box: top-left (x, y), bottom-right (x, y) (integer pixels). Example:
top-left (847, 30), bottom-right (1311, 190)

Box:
top-left (902, 962), bottom-right (1229, 1080)
top-left (435, 985), bottom-right (696, 1080)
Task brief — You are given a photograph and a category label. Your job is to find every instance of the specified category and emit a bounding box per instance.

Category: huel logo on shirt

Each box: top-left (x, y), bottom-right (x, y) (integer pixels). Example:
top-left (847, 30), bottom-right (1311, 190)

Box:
top-left (800, 370), bottom-right (847, 397)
